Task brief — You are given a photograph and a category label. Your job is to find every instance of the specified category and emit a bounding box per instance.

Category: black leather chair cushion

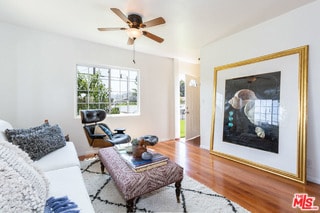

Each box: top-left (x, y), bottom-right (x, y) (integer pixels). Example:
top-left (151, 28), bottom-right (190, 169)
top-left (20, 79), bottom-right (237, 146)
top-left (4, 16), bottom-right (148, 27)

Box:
top-left (84, 123), bottom-right (131, 145)
top-left (142, 135), bottom-right (158, 145)
top-left (81, 109), bottom-right (106, 124)
top-left (83, 125), bottom-right (105, 139)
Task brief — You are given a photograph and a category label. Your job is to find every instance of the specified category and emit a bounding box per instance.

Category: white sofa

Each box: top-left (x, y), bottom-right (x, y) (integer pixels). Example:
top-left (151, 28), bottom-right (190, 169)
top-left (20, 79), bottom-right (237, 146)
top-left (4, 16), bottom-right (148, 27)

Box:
top-left (0, 119), bottom-right (95, 213)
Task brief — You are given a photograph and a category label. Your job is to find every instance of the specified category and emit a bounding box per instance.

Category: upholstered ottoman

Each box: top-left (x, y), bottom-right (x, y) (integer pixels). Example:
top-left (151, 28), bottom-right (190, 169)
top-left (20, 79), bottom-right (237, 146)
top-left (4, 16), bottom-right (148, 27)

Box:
top-left (98, 147), bottom-right (183, 212)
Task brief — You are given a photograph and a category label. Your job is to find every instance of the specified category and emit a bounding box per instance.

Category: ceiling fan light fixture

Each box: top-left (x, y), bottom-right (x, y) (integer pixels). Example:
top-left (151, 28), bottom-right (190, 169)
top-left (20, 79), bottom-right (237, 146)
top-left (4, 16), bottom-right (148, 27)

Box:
top-left (99, 8), bottom-right (165, 44)
top-left (126, 28), bottom-right (142, 39)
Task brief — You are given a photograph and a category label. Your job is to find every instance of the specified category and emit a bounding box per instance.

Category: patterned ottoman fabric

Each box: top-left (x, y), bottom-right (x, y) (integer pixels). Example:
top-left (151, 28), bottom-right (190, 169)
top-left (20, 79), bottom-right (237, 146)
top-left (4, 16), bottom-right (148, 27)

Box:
top-left (98, 147), bottom-right (183, 201)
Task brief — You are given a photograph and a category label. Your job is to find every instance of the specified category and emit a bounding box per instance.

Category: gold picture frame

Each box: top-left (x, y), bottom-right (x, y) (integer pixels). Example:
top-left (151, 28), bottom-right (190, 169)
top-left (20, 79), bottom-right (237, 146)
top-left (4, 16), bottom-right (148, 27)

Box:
top-left (210, 45), bottom-right (308, 183)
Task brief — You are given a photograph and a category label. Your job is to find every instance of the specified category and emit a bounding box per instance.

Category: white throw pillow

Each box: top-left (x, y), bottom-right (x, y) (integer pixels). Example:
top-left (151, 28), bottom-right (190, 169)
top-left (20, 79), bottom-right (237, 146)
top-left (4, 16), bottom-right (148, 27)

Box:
top-left (0, 141), bottom-right (49, 212)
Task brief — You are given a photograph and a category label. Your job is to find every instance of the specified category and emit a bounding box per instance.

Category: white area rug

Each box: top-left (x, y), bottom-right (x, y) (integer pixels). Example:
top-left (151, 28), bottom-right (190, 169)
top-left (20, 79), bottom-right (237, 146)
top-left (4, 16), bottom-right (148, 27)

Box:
top-left (81, 158), bottom-right (250, 213)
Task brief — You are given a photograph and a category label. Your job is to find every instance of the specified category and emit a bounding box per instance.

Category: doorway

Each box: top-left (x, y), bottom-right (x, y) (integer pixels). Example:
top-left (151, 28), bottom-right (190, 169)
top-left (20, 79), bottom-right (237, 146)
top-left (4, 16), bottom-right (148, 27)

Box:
top-left (179, 75), bottom-right (186, 139)
top-left (179, 74), bottom-right (200, 141)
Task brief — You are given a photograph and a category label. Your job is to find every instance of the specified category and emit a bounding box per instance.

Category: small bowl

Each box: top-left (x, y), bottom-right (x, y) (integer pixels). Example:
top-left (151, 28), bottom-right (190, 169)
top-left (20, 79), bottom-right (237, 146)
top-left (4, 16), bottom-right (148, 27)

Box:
top-left (141, 152), bottom-right (153, 160)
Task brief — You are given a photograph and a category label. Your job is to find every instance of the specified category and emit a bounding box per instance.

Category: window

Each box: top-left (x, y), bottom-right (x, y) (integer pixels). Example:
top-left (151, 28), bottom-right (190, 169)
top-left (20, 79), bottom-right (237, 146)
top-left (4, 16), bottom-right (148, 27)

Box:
top-left (77, 65), bottom-right (139, 116)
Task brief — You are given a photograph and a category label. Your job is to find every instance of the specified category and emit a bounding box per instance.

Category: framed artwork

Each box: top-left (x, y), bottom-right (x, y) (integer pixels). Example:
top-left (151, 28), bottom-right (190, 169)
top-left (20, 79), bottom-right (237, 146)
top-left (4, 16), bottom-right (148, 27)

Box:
top-left (210, 46), bottom-right (308, 183)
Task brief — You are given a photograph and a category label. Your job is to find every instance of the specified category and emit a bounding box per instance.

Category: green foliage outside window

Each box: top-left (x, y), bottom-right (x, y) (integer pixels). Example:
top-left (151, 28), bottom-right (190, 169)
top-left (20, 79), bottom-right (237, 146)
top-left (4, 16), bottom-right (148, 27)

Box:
top-left (77, 71), bottom-right (111, 114)
top-left (180, 80), bottom-right (185, 97)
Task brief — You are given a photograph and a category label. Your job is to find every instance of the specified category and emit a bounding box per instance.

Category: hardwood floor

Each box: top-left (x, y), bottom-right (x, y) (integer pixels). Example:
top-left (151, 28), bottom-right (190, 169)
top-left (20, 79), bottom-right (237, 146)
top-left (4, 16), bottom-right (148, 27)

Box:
top-left (148, 140), bottom-right (320, 213)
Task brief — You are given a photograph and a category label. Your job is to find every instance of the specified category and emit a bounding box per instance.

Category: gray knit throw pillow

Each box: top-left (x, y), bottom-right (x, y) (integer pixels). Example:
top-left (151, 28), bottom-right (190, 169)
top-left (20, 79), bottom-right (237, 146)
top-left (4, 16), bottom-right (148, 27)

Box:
top-left (11, 125), bottom-right (66, 161)
top-left (5, 122), bottom-right (50, 142)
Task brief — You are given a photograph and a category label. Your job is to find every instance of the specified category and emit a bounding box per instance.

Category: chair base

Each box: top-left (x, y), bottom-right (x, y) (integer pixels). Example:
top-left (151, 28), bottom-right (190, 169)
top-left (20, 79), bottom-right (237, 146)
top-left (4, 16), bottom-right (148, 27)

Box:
top-left (90, 138), bottom-right (114, 148)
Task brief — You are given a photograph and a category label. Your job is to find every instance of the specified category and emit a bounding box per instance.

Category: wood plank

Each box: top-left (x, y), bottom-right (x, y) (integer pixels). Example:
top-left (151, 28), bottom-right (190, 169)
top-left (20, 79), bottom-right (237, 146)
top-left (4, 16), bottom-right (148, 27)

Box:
top-left (149, 139), bottom-right (320, 213)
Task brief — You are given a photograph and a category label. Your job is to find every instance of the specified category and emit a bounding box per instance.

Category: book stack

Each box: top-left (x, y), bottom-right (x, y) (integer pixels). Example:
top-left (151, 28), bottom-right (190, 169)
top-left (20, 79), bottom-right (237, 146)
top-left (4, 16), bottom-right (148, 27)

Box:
top-left (117, 150), bottom-right (169, 172)
top-left (114, 143), bottom-right (132, 152)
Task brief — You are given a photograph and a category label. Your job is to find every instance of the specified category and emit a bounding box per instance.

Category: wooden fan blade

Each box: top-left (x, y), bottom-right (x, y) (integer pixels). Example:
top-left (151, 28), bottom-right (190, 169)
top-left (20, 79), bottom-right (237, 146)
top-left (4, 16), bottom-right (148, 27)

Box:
top-left (127, 37), bottom-right (135, 45)
top-left (110, 8), bottom-right (131, 24)
top-left (142, 17), bottom-right (165, 28)
top-left (98, 27), bottom-right (127, 31)
top-left (142, 31), bottom-right (164, 43)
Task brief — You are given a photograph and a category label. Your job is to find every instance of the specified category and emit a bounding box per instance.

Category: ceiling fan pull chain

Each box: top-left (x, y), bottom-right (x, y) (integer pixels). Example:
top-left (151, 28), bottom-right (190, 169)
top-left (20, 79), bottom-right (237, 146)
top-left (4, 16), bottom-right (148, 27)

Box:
top-left (133, 42), bottom-right (136, 64)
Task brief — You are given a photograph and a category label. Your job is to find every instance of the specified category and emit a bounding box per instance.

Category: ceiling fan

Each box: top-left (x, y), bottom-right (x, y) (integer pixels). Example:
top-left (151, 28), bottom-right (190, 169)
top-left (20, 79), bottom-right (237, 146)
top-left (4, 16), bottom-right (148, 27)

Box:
top-left (98, 8), bottom-right (166, 45)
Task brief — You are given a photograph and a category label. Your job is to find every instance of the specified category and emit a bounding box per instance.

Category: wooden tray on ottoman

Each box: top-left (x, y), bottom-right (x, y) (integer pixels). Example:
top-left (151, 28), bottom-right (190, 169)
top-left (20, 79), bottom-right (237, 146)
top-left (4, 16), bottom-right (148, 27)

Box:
top-left (98, 147), bottom-right (184, 212)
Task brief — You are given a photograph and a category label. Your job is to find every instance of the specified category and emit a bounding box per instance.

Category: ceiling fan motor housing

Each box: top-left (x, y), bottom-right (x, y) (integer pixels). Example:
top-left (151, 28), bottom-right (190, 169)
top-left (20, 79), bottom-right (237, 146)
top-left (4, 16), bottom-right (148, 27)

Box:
top-left (128, 14), bottom-right (143, 28)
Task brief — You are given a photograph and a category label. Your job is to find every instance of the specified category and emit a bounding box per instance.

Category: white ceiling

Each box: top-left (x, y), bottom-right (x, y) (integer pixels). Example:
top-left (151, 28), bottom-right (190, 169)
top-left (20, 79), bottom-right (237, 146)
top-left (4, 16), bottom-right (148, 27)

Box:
top-left (0, 0), bottom-right (315, 63)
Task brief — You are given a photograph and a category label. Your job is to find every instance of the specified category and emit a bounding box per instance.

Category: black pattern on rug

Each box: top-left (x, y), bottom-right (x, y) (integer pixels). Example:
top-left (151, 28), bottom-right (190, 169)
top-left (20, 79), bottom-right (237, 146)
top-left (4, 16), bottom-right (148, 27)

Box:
top-left (81, 158), bottom-right (249, 213)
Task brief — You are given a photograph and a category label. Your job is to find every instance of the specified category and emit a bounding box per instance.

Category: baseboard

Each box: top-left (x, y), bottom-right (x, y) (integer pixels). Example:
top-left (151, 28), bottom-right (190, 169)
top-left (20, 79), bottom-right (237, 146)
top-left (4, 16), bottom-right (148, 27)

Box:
top-left (307, 175), bottom-right (320, 184)
top-left (200, 144), bottom-right (210, 150)
top-left (185, 135), bottom-right (200, 141)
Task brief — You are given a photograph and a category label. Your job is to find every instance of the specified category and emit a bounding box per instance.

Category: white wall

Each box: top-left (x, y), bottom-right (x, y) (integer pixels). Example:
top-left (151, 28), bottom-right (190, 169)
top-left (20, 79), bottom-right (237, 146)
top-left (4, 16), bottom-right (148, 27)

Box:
top-left (0, 22), bottom-right (175, 156)
top-left (200, 0), bottom-right (320, 183)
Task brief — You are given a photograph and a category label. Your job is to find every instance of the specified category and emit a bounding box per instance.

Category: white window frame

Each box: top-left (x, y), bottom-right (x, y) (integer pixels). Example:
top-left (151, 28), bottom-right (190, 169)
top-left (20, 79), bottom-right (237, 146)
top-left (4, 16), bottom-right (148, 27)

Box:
top-left (76, 64), bottom-right (140, 117)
